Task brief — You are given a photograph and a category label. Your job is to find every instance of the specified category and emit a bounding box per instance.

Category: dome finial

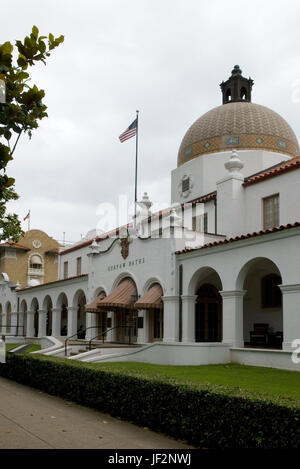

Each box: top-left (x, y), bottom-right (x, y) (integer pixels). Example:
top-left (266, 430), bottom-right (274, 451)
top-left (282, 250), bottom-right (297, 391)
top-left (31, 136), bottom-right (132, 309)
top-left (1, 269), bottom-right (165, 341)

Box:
top-left (232, 64), bottom-right (242, 75)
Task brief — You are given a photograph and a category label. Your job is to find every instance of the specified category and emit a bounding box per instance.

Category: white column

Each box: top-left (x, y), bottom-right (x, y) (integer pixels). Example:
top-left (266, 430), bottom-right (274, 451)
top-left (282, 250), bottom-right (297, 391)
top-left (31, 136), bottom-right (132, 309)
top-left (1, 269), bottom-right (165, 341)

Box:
top-left (18, 313), bottom-right (25, 337)
top-left (11, 312), bottom-right (18, 336)
top-left (110, 311), bottom-right (117, 342)
top-left (0, 314), bottom-right (4, 334)
top-left (26, 311), bottom-right (35, 337)
top-left (220, 290), bottom-right (246, 347)
top-left (137, 310), bottom-right (149, 344)
top-left (51, 308), bottom-right (61, 337)
top-left (280, 284), bottom-right (300, 350)
top-left (105, 312), bottom-right (112, 342)
top-left (162, 296), bottom-right (179, 343)
top-left (85, 312), bottom-right (97, 340)
top-left (38, 310), bottom-right (47, 337)
top-left (144, 310), bottom-right (149, 343)
top-left (181, 295), bottom-right (197, 343)
top-left (67, 306), bottom-right (78, 338)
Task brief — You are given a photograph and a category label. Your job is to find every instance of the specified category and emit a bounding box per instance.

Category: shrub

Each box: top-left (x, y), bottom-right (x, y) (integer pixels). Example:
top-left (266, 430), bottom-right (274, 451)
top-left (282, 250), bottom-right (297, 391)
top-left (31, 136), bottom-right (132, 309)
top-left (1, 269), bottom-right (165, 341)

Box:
top-left (0, 354), bottom-right (299, 448)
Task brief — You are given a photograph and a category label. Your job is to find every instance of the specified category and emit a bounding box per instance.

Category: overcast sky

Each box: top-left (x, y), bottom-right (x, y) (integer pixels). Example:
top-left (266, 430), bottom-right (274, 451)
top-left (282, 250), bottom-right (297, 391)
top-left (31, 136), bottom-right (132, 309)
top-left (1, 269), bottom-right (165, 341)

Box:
top-left (2, 0), bottom-right (300, 243)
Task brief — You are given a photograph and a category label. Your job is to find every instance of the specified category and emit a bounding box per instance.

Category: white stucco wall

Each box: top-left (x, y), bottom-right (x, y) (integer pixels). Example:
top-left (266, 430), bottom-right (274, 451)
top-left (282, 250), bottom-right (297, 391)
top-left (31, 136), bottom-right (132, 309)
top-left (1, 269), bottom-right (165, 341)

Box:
top-left (171, 149), bottom-right (290, 205)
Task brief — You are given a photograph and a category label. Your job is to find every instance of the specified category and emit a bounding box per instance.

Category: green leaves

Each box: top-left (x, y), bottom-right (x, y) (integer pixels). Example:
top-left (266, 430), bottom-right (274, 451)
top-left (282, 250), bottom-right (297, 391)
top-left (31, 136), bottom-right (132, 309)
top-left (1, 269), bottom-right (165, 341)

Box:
top-left (31, 25), bottom-right (39, 40)
top-left (0, 143), bottom-right (13, 169)
top-left (15, 27), bottom-right (64, 68)
top-left (0, 25), bottom-right (63, 241)
top-left (48, 33), bottom-right (64, 51)
top-left (0, 42), bottom-right (13, 72)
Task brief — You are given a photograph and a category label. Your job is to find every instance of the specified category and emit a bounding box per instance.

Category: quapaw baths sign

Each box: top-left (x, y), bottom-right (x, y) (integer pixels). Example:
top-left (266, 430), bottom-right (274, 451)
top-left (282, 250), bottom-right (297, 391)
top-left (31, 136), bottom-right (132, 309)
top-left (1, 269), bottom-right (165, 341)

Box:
top-left (108, 258), bottom-right (146, 272)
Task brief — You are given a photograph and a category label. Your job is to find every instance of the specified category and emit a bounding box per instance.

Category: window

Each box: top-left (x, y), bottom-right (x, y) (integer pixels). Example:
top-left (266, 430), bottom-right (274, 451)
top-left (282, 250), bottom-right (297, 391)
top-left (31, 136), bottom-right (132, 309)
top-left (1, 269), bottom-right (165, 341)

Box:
top-left (226, 88), bottom-right (232, 102)
top-left (192, 213), bottom-right (208, 232)
top-left (30, 255), bottom-right (42, 270)
top-left (63, 261), bottom-right (68, 279)
top-left (240, 87), bottom-right (247, 100)
top-left (202, 213), bottom-right (208, 233)
top-left (182, 178), bottom-right (190, 193)
top-left (76, 257), bottom-right (82, 276)
top-left (261, 274), bottom-right (282, 308)
top-left (263, 194), bottom-right (279, 230)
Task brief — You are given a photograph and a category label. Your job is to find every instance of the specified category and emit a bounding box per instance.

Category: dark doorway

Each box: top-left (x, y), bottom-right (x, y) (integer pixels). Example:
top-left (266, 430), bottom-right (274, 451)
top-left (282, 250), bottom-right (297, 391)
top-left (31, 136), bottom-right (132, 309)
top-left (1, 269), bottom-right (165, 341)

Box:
top-left (34, 309), bottom-right (39, 337)
top-left (195, 284), bottom-right (222, 342)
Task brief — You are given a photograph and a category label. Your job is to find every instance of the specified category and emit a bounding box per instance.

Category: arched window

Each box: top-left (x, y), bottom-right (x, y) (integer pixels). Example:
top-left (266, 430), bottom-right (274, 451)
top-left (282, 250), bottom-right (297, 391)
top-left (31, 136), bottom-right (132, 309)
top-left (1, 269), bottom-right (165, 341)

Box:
top-left (226, 89), bottom-right (232, 102)
top-left (261, 274), bottom-right (282, 308)
top-left (195, 284), bottom-right (222, 342)
top-left (30, 254), bottom-right (43, 270)
top-left (241, 87), bottom-right (247, 100)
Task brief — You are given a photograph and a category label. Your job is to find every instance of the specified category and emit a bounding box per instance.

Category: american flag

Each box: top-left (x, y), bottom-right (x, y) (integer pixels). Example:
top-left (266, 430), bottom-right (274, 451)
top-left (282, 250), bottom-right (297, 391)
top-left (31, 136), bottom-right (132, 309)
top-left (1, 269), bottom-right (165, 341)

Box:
top-left (24, 211), bottom-right (30, 221)
top-left (119, 118), bottom-right (137, 143)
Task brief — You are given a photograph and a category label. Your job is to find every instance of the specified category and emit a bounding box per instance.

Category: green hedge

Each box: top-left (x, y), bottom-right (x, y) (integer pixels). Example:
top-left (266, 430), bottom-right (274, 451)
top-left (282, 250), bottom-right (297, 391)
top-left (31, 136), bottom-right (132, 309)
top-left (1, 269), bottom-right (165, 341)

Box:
top-left (0, 354), bottom-right (299, 448)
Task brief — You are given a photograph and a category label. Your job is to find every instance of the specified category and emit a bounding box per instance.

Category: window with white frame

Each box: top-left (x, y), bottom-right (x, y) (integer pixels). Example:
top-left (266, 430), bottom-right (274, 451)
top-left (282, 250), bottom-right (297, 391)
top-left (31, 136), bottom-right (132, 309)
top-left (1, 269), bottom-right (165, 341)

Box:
top-left (263, 194), bottom-right (279, 230)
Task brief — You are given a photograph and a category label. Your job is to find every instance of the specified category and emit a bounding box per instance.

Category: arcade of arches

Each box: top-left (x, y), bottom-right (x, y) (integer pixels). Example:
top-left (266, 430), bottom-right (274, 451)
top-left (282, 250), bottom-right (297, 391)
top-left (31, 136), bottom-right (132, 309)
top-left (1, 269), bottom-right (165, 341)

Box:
top-left (0, 259), bottom-right (284, 349)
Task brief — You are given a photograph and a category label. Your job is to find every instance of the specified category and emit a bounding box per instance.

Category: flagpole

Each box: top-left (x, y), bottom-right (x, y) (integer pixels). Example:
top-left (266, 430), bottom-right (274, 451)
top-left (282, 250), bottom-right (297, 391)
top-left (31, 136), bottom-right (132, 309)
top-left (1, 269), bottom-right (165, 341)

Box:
top-left (28, 210), bottom-right (30, 231)
top-left (134, 110), bottom-right (139, 222)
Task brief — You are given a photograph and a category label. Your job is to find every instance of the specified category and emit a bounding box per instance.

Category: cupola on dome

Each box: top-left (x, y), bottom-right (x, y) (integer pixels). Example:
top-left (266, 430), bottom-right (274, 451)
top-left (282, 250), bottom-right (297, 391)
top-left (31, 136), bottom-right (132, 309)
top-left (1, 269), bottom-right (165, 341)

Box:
top-left (177, 66), bottom-right (299, 167)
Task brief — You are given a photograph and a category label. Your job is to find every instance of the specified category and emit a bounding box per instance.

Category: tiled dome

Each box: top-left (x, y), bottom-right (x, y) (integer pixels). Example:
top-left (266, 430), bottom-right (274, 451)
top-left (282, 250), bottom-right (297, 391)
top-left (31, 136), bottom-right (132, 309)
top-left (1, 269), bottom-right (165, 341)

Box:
top-left (177, 102), bottom-right (299, 166)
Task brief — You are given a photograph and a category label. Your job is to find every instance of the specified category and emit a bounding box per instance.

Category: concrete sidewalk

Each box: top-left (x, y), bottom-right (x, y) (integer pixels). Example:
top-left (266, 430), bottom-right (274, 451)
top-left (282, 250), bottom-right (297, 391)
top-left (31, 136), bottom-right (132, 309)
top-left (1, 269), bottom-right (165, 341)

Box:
top-left (0, 377), bottom-right (193, 449)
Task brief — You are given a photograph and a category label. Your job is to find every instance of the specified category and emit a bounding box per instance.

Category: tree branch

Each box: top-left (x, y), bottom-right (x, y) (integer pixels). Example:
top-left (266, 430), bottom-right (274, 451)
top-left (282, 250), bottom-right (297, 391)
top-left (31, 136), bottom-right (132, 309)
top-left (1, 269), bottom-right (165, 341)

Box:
top-left (10, 126), bottom-right (24, 156)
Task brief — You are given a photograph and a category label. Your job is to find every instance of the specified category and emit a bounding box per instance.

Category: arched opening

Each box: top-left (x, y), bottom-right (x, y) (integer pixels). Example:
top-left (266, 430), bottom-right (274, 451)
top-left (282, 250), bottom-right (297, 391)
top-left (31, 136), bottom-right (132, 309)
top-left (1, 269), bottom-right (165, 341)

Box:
top-left (28, 254), bottom-right (44, 286)
top-left (240, 87), bottom-right (247, 100)
top-left (135, 282), bottom-right (164, 342)
top-left (6, 302), bottom-right (11, 334)
top-left (120, 279), bottom-right (138, 344)
top-left (43, 296), bottom-right (53, 336)
top-left (96, 290), bottom-right (107, 340)
top-left (226, 88), bottom-right (232, 102)
top-left (56, 293), bottom-right (68, 336)
top-left (30, 298), bottom-right (39, 338)
top-left (189, 266), bottom-right (223, 343)
top-left (195, 284), bottom-right (222, 342)
top-left (238, 257), bottom-right (283, 348)
top-left (96, 277), bottom-right (138, 344)
top-left (74, 290), bottom-right (86, 339)
top-left (29, 254), bottom-right (43, 270)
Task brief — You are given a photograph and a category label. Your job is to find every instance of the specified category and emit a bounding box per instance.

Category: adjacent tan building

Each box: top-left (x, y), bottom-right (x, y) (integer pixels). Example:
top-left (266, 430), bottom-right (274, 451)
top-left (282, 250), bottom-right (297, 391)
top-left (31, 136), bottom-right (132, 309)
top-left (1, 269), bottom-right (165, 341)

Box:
top-left (0, 230), bottom-right (61, 288)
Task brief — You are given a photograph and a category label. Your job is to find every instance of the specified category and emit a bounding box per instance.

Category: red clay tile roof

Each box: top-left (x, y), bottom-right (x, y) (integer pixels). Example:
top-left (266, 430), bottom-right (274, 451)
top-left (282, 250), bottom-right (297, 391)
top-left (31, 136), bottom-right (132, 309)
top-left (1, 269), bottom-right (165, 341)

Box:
top-left (45, 249), bottom-right (59, 254)
top-left (18, 274), bottom-right (88, 292)
top-left (60, 226), bottom-right (128, 256)
top-left (176, 222), bottom-right (300, 255)
top-left (243, 157), bottom-right (300, 187)
top-left (0, 242), bottom-right (30, 251)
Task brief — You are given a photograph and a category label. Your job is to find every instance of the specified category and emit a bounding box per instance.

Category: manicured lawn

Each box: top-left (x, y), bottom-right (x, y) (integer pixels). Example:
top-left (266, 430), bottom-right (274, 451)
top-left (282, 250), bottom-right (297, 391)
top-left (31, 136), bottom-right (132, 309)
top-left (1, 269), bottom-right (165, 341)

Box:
top-left (5, 343), bottom-right (18, 351)
top-left (93, 362), bottom-right (300, 400)
top-left (5, 343), bottom-right (41, 354)
top-left (24, 344), bottom-right (41, 354)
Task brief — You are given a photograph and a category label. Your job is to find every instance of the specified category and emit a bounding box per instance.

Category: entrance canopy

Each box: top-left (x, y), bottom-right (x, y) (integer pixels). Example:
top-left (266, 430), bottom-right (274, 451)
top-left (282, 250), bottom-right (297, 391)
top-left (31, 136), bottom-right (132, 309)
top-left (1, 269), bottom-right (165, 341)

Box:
top-left (134, 283), bottom-right (163, 310)
top-left (89, 278), bottom-right (137, 312)
top-left (85, 292), bottom-right (106, 313)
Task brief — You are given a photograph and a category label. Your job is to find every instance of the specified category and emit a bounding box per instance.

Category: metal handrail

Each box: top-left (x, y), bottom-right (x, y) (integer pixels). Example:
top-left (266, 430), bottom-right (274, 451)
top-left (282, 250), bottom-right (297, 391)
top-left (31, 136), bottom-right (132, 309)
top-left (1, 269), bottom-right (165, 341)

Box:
top-left (64, 326), bottom-right (99, 356)
top-left (88, 324), bottom-right (135, 350)
top-left (0, 325), bottom-right (25, 337)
